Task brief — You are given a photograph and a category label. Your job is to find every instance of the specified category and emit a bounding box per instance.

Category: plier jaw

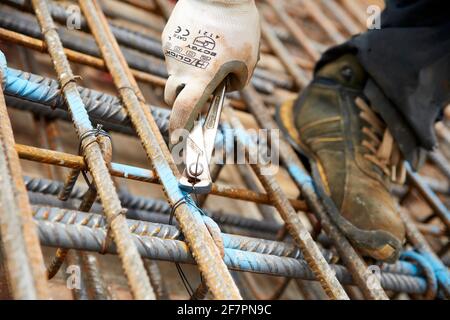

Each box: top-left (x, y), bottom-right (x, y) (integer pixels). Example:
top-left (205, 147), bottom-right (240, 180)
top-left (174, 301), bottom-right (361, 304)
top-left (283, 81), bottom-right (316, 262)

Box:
top-left (179, 176), bottom-right (212, 194)
top-left (178, 81), bottom-right (227, 194)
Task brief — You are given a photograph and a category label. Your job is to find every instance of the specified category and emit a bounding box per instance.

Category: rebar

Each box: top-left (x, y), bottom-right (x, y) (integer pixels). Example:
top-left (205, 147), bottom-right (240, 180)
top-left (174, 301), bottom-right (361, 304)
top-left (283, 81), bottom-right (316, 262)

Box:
top-left (0, 27), bottom-right (167, 86)
top-left (0, 4), bottom-right (285, 94)
top-left (405, 163), bottom-right (450, 230)
top-left (30, 0), bottom-right (155, 299)
top-left (17, 144), bottom-right (308, 211)
top-left (267, 0), bottom-right (320, 61)
top-left (31, 205), bottom-right (333, 261)
top-left (3, 67), bottom-right (170, 137)
top-left (0, 6), bottom-right (168, 78)
top-left (4, 0), bottom-right (164, 57)
top-left (35, 218), bottom-right (436, 295)
top-left (24, 176), bottom-right (282, 234)
top-left (300, 0), bottom-right (346, 44)
top-left (260, 17), bottom-right (309, 88)
top-left (320, 0), bottom-right (362, 35)
top-left (224, 105), bottom-right (349, 299)
top-left (0, 0), bottom-right (447, 300)
top-left (40, 114), bottom-right (115, 301)
top-left (240, 86), bottom-right (389, 300)
top-left (399, 208), bottom-right (450, 298)
top-left (0, 51), bottom-right (49, 299)
top-left (78, 0), bottom-right (241, 299)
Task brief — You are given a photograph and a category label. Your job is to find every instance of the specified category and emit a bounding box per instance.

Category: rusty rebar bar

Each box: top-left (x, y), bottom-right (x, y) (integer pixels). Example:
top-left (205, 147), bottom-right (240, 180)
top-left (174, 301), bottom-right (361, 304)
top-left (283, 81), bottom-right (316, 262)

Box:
top-left (240, 85), bottom-right (389, 300)
top-left (31, 205), bottom-right (333, 261)
top-left (260, 17), bottom-right (309, 88)
top-left (300, 0), bottom-right (346, 44)
top-left (30, 0), bottom-right (155, 299)
top-left (399, 208), bottom-right (450, 298)
top-left (266, 0), bottom-right (320, 61)
top-left (224, 105), bottom-right (349, 299)
top-left (1, 0), bottom-right (447, 300)
top-left (3, 66), bottom-right (169, 136)
top-left (0, 28), bottom-right (167, 86)
top-left (35, 218), bottom-right (435, 295)
top-left (78, 0), bottom-right (241, 299)
top-left (32, 205), bottom-right (425, 283)
top-left (79, 252), bottom-right (113, 300)
top-left (144, 260), bottom-right (170, 300)
top-left (24, 175), bottom-right (283, 235)
top-left (0, 6), bottom-right (279, 94)
top-left (16, 143), bottom-right (308, 211)
top-left (320, 0), bottom-right (362, 35)
top-left (33, 113), bottom-right (106, 301)
top-left (0, 51), bottom-right (49, 299)
top-left (405, 163), bottom-right (450, 230)
top-left (3, 0), bottom-right (164, 58)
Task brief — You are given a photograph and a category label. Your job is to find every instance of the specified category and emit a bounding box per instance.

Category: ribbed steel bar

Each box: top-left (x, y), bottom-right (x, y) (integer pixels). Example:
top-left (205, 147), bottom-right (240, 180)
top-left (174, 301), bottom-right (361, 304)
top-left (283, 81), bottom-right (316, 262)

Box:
top-left (405, 163), bottom-right (450, 230)
top-left (6, 66), bottom-right (136, 122)
top-left (17, 144), bottom-right (159, 184)
top-left (224, 105), bottom-right (348, 299)
top-left (31, 205), bottom-right (331, 261)
top-left (39, 115), bottom-right (112, 301)
top-left (4, 0), bottom-right (165, 58)
top-left (27, 190), bottom-right (279, 243)
top-left (320, 0), bottom-right (362, 35)
top-left (47, 181), bottom-right (100, 279)
top-left (2, 65), bottom-right (282, 138)
top-left (65, 250), bottom-right (90, 300)
top-left (0, 5), bottom-right (278, 94)
top-left (33, 203), bottom-right (425, 283)
top-left (6, 95), bottom-right (135, 136)
top-left (0, 27), bottom-right (167, 86)
top-left (0, 52), bottom-right (49, 299)
top-left (79, 252), bottom-right (113, 300)
top-left (399, 208), bottom-right (450, 298)
top-left (98, 0), bottom-right (165, 31)
top-left (0, 111), bottom-right (41, 299)
top-left (266, 0), bottom-right (320, 61)
top-left (260, 17), bottom-right (309, 88)
top-left (144, 260), bottom-right (170, 300)
top-left (24, 176), bottom-right (283, 235)
top-left (79, 0), bottom-right (241, 299)
top-left (35, 219), bottom-right (433, 295)
top-left (300, 0), bottom-right (346, 44)
top-left (0, 5), bottom-right (168, 78)
top-left (121, 0), bottom-right (156, 12)
top-left (3, 66), bottom-right (170, 136)
top-left (0, 241), bottom-right (13, 299)
top-left (23, 9), bottom-right (114, 297)
top-left (24, 175), bottom-right (282, 235)
top-left (30, 0), bottom-right (155, 299)
top-left (17, 144), bottom-right (308, 211)
top-left (428, 150), bottom-right (450, 183)
top-left (240, 86), bottom-right (389, 300)
top-left (235, 164), bottom-right (279, 223)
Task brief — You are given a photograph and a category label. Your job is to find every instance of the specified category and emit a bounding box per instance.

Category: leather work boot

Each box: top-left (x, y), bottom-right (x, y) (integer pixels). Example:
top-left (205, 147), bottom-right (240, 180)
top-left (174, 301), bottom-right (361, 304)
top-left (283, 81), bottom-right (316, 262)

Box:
top-left (276, 54), bottom-right (406, 263)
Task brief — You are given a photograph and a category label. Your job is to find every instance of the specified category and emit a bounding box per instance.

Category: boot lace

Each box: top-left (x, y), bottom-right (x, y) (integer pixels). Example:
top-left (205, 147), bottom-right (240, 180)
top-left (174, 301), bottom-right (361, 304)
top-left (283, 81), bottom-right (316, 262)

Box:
top-left (355, 97), bottom-right (406, 184)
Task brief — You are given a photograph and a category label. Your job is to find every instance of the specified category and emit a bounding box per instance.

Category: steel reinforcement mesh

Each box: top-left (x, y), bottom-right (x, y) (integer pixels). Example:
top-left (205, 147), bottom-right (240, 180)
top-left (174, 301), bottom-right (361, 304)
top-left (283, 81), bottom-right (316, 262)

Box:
top-left (0, 0), bottom-right (448, 300)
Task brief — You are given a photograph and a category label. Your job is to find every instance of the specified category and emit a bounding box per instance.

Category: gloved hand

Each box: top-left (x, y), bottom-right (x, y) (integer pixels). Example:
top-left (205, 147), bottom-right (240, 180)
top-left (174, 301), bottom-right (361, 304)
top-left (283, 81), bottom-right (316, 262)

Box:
top-left (162, 0), bottom-right (261, 144)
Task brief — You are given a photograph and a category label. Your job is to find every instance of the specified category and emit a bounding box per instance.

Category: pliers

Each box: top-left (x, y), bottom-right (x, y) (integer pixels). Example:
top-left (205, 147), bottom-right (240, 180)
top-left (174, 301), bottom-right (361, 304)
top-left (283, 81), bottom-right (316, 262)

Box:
top-left (179, 81), bottom-right (227, 194)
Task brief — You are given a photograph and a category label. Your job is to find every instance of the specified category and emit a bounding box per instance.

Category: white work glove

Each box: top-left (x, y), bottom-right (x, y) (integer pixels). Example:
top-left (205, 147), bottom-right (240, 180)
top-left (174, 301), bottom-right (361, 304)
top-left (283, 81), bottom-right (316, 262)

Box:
top-left (162, 0), bottom-right (261, 144)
